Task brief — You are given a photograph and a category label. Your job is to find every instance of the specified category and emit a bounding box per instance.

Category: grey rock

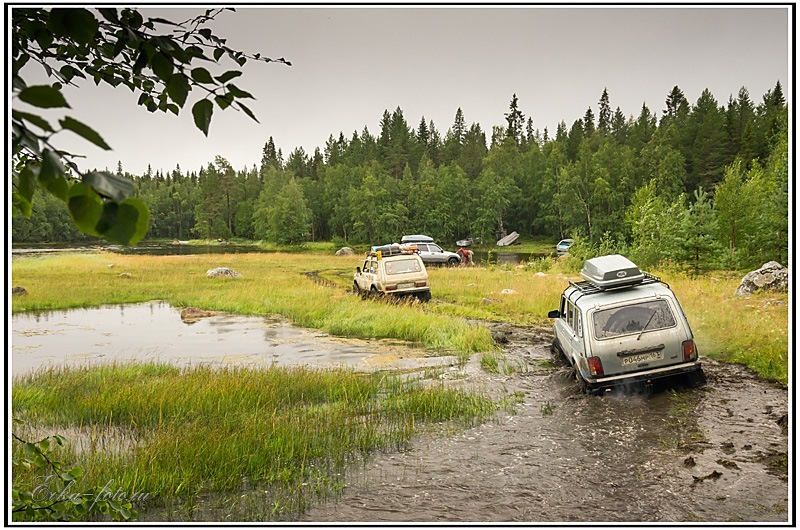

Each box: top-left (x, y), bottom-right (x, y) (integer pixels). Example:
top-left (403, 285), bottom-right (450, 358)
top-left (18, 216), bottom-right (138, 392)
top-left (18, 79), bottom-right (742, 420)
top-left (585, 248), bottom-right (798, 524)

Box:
top-left (206, 267), bottom-right (243, 279)
top-left (12, 286), bottom-right (28, 296)
top-left (335, 247), bottom-right (355, 256)
top-left (734, 261), bottom-right (788, 296)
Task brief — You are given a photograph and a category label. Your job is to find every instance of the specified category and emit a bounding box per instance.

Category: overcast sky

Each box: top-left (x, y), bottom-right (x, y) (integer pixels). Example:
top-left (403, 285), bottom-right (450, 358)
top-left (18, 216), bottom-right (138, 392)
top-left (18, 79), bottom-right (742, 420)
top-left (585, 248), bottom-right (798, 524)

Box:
top-left (19, 4), bottom-right (791, 177)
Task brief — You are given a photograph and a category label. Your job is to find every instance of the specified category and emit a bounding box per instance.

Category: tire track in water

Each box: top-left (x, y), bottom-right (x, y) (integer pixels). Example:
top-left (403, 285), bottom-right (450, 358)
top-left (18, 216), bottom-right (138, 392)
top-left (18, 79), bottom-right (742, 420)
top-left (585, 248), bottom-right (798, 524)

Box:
top-left (300, 330), bottom-right (788, 523)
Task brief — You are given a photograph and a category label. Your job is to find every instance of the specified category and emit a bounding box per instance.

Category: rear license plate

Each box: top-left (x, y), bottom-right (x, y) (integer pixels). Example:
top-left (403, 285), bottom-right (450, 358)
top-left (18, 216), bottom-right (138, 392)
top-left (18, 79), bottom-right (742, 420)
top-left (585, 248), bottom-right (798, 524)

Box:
top-left (397, 283), bottom-right (414, 289)
top-left (621, 351), bottom-right (662, 365)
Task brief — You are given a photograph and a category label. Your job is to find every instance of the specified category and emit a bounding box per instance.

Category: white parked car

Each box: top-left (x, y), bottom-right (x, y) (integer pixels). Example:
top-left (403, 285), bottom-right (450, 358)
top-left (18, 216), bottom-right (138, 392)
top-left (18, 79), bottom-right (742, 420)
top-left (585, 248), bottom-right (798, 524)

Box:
top-left (548, 254), bottom-right (706, 395)
top-left (556, 238), bottom-right (574, 255)
top-left (400, 235), bottom-right (461, 266)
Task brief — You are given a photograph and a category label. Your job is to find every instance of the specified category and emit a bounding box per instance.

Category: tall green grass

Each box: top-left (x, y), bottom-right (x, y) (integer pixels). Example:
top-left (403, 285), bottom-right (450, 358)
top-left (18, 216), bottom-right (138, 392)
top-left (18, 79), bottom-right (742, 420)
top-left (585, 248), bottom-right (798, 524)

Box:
top-left (13, 363), bottom-right (498, 519)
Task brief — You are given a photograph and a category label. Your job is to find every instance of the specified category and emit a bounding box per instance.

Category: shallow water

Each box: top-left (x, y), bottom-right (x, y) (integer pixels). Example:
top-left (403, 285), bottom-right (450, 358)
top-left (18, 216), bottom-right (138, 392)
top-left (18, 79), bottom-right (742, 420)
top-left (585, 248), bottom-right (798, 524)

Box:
top-left (10, 305), bottom-right (789, 523)
top-left (298, 330), bottom-right (789, 523)
top-left (11, 302), bottom-right (457, 377)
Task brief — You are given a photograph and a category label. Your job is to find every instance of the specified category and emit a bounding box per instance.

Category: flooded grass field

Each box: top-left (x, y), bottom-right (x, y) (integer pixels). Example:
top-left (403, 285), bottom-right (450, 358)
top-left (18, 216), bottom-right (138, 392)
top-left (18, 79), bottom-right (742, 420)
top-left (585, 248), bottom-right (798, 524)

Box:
top-left (10, 252), bottom-right (790, 523)
top-left (11, 304), bottom-right (789, 523)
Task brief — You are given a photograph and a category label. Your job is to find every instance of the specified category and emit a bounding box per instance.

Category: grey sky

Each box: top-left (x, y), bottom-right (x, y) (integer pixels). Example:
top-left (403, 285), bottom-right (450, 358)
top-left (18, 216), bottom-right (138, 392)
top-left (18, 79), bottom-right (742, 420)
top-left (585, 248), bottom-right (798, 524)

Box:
top-left (26, 5), bottom-right (791, 176)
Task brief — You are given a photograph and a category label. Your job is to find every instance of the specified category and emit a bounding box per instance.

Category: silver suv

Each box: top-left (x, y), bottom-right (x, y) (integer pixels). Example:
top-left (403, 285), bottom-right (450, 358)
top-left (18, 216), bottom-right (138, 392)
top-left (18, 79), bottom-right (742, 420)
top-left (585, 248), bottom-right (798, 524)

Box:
top-left (400, 235), bottom-right (461, 266)
top-left (353, 244), bottom-right (431, 301)
top-left (548, 254), bottom-right (706, 395)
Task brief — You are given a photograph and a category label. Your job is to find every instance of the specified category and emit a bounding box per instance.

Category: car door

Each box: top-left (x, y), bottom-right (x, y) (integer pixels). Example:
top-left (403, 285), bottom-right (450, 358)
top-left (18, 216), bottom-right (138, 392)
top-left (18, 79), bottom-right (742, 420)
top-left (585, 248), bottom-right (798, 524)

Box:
top-left (355, 258), bottom-right (370, 290)
top-left (416, 244), bottom-right (433, 264)
top-left (554, 297), bottom-right (585, 366)
top-left (427, 243), bottom-right (446, 263)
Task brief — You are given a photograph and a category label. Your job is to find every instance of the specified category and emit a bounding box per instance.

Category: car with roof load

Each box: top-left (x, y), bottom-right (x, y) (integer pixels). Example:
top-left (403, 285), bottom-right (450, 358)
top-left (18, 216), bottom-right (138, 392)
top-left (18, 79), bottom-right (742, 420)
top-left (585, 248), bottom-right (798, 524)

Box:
top-left (400, 235), bottom-right (461, 266)
top-left (548, 254), bottom-right (706, 395)
top-left (353, 244), bottom-right (431, 301)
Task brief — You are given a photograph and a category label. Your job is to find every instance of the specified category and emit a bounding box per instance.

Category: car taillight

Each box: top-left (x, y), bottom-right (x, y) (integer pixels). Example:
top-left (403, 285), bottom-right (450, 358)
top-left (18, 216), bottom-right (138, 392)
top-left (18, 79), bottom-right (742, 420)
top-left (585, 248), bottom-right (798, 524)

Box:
top-left (385, 285), bottom-right (397, 291)
top-left (682, 339), bottom-right (697, 361)
top-left (587, 356), bottom-right (604, 376)
top-left (415, 281), bottom-right (427, 287)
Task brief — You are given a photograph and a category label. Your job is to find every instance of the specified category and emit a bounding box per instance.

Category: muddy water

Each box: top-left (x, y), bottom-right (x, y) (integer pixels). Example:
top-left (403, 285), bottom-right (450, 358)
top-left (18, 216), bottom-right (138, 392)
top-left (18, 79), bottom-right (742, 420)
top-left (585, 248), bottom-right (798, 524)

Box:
top-left (11, 302), bottom-right (458, 377)
top-left (11, 305), bottom-right (789, 522)
top-left (300, 327), bottom-right (789, 523)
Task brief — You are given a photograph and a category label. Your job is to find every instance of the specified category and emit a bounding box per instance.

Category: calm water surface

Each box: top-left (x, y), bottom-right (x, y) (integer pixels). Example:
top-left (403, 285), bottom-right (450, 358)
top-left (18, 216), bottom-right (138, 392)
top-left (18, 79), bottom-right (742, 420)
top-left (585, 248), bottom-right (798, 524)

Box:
top-left (11, 302), bottom-right (457, 377)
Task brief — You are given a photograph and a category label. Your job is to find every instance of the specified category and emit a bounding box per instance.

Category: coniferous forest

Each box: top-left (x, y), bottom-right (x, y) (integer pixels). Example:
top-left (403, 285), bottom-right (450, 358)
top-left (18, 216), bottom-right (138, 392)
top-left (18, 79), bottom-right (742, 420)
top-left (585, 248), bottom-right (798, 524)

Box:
top-left (12, 83), bottom-right (788, 271)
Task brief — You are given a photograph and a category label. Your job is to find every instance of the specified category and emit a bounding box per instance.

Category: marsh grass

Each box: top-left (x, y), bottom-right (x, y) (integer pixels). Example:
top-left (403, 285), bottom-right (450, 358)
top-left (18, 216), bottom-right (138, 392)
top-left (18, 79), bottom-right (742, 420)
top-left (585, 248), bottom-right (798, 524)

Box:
top-left (11, 252), bottom-right (495, 357)
top-left (663, 271), bottom-right (789, 385)
top-left (12, 252), bottom-right (788, 383)
top-left (12, 363), bottom-right (498, 520)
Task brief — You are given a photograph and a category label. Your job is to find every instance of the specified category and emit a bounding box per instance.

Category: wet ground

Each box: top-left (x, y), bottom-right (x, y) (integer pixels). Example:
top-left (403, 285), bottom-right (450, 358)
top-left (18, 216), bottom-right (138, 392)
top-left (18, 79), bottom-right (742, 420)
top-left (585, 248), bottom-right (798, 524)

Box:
top-left (299, 325), bottom-right (790, 523)
top-left (10, 305), bottom-right (790, 523)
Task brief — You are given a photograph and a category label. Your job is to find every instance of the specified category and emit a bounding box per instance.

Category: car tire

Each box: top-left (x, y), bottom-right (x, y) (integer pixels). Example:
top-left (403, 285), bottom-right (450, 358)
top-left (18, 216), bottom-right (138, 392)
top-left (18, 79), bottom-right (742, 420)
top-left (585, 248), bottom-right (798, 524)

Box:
top-left (353, 282), bottom-right (360, 294)
top-left (550, 339), bottom-right (568, 363)
top-left (417, 291), bottom-right (431, 302)
top-left (448, 257), bottom-right (460, 267)
top-left (574, 369), bottom-right (598, 396)
top-left (685, 368), bottom-right (707, 388)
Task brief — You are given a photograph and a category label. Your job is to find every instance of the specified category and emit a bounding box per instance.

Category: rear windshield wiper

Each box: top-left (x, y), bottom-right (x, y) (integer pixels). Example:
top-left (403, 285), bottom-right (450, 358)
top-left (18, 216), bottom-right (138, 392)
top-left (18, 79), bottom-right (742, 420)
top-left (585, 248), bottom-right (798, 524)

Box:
top-left (637, 309), bottom-right (657, 341)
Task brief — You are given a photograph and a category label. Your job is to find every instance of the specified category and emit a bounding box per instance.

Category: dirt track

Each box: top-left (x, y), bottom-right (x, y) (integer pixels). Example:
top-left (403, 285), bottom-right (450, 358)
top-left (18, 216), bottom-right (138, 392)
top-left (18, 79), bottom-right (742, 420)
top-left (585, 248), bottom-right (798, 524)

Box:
top-left (300, 324), bottom-right (789, 523)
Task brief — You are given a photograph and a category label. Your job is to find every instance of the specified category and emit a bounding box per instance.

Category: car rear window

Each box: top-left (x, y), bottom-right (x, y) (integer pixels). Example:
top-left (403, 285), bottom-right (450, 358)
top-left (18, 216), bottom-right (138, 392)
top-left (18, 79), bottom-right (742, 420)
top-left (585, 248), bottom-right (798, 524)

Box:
top-left (592, 299), bottom-right (676, 339)
top-left (384, 258), bottom-right (422, 275)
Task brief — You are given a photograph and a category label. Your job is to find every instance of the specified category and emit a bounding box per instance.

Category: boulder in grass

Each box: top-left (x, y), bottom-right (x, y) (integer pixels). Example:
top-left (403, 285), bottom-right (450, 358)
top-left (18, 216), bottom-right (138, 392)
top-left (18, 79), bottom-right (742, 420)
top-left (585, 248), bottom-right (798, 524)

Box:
top-left (12, 286), bottom-right (28, 296)
top-left (335, 247), bottom-right (355, 256)
top-left (734, 261), bottom-right (788, 296)
top-left (206, 267), bottom-right (242, 279)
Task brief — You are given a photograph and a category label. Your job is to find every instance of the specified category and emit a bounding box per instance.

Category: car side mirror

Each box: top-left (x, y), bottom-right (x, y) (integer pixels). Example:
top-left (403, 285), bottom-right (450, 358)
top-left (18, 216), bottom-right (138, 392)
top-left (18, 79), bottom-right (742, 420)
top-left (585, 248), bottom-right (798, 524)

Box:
top-left (356, 267), bottom-right (361, 274)
top-left (547, 309), bottom-right (561, 319)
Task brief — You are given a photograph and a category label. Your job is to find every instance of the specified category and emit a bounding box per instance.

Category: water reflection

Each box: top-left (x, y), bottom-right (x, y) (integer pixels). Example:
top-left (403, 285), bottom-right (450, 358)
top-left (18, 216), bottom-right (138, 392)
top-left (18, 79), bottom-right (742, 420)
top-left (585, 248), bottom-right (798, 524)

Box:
top-left (11, 302), bottom-right (457, 377)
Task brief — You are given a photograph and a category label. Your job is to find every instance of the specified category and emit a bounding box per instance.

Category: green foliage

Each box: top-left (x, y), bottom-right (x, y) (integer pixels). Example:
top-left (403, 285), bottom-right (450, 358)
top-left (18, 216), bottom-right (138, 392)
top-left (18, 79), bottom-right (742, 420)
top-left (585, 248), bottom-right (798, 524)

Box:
top-left (11, 7), bottom-right (289, 244)
top-left (13, 82), bottom-right (788, 271)
top-left (12, 420), bottom-right (137, 522)
top-left (674, 188), bottom-right (721, 274)
top-left (266, 178), bottom-right (312, 244)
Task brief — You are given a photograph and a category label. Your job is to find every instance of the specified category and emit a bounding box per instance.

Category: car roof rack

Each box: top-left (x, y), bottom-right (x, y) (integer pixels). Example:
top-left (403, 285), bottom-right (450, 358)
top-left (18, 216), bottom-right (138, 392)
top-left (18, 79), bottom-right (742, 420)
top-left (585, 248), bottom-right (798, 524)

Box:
top-left (368, 244), bottom-right (419, 259)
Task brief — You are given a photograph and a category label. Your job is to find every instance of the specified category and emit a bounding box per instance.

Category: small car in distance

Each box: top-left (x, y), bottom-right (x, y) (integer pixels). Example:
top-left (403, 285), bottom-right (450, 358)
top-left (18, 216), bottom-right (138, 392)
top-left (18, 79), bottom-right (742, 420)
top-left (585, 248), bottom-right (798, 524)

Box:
top-left (400, 235), bottom-right (461, 266)
top-left (548, 254), bottom-right (705, 395)
top-left (353, 244), bottom-right (431, 301)
top-left (556, 238), bottom-right (574, 255)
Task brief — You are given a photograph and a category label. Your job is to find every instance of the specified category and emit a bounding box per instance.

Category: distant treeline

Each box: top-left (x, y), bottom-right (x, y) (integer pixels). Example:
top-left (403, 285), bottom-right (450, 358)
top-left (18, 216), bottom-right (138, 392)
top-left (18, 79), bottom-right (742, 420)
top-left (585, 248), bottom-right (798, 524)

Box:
top-left (13, 83), bottom-right (787, 270)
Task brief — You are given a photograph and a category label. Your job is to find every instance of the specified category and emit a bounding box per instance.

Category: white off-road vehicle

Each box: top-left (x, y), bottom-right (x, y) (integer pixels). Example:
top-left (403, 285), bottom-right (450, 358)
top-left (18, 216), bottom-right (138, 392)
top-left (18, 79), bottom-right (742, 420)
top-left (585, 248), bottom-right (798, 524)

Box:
top-left (353, 244), bottom-right (431, 302)
top-left (548, 254), bottom-right (706, 395)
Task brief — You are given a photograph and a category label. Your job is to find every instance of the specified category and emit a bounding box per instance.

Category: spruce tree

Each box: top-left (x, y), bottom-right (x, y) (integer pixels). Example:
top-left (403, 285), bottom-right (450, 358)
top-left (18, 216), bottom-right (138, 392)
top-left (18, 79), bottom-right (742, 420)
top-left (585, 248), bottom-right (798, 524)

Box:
top-left (504, 93), bottom-right (525, 144)
top-left (598, 88), bottom-right (612, 135)
top-left (583, 107), bottom-right (595, 137)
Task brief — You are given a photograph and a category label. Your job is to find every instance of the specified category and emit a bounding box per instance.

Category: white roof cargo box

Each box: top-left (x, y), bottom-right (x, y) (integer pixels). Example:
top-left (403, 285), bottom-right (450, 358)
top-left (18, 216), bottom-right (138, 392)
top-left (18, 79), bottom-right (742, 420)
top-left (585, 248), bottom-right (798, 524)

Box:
top-left (580, 254), bottom-right (645, 290)
top-left (401, 235), bottom-right (434, 243)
